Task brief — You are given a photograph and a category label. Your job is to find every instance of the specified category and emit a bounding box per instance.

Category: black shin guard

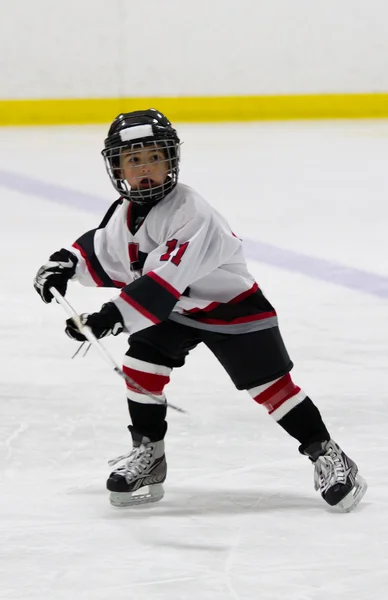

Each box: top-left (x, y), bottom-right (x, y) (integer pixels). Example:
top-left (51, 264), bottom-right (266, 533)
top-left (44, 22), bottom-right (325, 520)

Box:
top-left (277, 397), bottom-right (330, 448)
top-left (127, 399), bottom-right (168, 441)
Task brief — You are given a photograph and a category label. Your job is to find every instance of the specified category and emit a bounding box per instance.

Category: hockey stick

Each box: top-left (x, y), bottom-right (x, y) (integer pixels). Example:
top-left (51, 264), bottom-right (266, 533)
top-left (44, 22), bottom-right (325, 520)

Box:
top-left (49, 287), bottom-right (186, 414)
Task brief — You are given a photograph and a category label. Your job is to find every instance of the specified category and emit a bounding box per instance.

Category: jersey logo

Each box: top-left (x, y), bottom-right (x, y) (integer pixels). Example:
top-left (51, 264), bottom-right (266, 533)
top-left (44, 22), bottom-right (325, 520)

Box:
top-left (57, 259), bottom-right (75, 269)
top-left (128, 243), bottom-right (148, 275)
top-left (128, 242), bottom-right (139, 265)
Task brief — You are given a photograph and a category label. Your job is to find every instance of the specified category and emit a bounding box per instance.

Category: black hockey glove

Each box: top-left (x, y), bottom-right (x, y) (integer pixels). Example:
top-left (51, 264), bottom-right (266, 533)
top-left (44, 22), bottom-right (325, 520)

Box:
top-left (65, 302), bottom-right (124, 342)
top-left (34, 249), bottom-right (78, 303)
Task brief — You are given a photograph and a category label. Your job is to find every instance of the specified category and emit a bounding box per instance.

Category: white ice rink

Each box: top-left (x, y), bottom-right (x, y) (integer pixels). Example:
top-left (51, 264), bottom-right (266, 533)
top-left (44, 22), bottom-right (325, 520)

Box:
top-left (1, 120), bottom-right (388, 599)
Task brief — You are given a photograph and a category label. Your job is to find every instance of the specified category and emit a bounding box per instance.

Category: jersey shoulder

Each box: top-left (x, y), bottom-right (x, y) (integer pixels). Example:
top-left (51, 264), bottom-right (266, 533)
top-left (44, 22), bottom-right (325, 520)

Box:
top-left (154, 182), bottom-right (216, 227)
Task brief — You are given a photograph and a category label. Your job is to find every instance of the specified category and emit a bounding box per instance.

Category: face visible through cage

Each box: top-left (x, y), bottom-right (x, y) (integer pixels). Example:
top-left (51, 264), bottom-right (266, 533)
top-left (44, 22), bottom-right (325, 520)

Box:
top-left (104, 139), bottom-right (179, 204)
top-left (120, 142), bottom-right (170, 188)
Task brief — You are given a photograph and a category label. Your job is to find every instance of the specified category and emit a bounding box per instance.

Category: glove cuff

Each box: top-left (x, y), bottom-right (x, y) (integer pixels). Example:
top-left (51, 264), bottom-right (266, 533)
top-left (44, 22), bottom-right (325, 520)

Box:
top-left (100, 302), bottom-right (125, 335)
top-left (49, 248), bottom-right (78, 279)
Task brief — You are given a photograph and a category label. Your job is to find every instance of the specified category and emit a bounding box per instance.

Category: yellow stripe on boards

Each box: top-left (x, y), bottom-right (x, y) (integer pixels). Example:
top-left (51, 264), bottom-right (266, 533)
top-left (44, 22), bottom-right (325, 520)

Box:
top-left (1, 94), bottom-right (388, 125)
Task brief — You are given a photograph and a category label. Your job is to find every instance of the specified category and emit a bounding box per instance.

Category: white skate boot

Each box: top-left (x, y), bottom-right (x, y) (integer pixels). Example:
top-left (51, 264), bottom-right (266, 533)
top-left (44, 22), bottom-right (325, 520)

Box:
top-left (107, 426), bottom-right (167, 507)
top-left (303, 439), bottom-right (367, 512)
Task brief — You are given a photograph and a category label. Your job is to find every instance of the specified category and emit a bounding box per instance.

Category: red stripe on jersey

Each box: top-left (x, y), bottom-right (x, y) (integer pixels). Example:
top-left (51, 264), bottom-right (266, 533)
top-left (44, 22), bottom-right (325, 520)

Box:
top-left (120, 290), bottom-right (160, 324)
top-left (185, 283), bottom-right (260, 314)
top-left (123, 366), bottom-right (170, 393)
top-left (195, 310), bottom-right (277, 325)
top-left (147, 272), bottom-right (180, 298)
top-left (253, 374), bottom-right (301, 413)
top-left (72, 242), bottom-right (103, 286)
top-left (186, 301), bottom-right (220, 314)
top-left (229, 282), bottom-right (259, 304)
top-left (112, 280), bottom-right (126, 288)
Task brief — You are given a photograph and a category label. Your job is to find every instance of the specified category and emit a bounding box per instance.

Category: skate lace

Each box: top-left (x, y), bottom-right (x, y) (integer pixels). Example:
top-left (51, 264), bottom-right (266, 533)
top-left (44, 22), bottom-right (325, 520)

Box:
top-left (314, 447), bottom-right (346, 493)
top-left (108, 445), bottom-right (153, 481)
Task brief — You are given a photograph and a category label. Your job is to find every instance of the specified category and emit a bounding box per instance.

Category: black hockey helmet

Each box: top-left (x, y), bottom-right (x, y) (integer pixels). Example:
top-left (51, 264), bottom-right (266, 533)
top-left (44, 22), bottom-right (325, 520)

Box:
top-left (102, 108), bottom-right (180, 206)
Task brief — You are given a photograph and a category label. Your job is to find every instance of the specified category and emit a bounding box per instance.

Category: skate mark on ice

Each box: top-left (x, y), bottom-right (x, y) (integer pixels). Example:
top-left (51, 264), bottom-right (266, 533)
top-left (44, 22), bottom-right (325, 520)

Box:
top-left (4, 422), bottom-right (29, 460)
top-left (1, 168), bottom-right (387, 298)
top-left (106, 487), bottom-right (320, 518)
top-left (119, 576), bottom-right (197, 589)
top-left (223, 491), bottom-right (278, 600)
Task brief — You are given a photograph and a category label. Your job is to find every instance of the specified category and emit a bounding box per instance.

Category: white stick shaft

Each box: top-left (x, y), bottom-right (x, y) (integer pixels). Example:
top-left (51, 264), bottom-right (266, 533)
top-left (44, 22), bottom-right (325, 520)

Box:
top-left (50, 287), bottom-right (186, 414)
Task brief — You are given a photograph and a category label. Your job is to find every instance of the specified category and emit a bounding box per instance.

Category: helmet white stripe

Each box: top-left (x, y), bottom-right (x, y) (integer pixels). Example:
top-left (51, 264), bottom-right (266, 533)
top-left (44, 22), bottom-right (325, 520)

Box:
top-left (119, 124), bottom-right (153, 142)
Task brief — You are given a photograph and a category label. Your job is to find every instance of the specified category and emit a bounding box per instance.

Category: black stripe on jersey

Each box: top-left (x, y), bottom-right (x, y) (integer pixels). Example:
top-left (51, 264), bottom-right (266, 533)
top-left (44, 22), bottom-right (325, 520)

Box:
top-left (76, 229), bottom-right (119, 288)
top-left (98, 198), bottom-right (123, 228)
top-left (120, 275), bottom-right (180, 323)
top-left (186, 289), bottom-right (276, 323)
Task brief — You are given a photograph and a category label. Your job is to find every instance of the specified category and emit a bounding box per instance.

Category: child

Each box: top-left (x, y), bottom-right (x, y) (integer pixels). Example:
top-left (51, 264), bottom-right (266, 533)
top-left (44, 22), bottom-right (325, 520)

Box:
top-left (34, 109), bottom-right (367, 511)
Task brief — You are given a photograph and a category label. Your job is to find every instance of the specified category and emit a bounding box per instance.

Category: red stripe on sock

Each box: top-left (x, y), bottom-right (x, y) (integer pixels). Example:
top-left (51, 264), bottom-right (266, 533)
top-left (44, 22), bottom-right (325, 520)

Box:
top-left (267, 386), bottom-right (302, 415)
top-left (253, 374), bottom-right (301, 413)
top-left (123, 366), bottom-right (170, 393)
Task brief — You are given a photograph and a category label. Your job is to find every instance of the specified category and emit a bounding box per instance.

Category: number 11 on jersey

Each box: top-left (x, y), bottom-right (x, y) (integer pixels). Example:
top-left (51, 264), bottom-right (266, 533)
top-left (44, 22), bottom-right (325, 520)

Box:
top-left (160, 239), bottom-right (190, 266)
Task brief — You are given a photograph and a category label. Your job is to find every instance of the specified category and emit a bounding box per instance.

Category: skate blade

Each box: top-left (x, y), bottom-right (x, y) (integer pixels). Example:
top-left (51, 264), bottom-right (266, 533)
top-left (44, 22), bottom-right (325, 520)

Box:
top-left (334, 475), bottom-right (368, 513)
top-left (109, 483), bottom-right (164, 508)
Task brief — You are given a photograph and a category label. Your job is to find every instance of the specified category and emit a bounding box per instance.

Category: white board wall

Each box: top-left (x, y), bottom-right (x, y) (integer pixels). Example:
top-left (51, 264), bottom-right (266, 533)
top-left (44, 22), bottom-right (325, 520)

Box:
top-left (1, 0), bottom-right (387, 99)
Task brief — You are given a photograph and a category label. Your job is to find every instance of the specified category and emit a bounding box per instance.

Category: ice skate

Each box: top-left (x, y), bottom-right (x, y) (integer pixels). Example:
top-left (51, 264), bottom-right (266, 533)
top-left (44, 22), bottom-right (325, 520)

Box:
top-left (303, 439), bottom-right (367, 512)
top-left (107, 426), bottom-right (167, 507)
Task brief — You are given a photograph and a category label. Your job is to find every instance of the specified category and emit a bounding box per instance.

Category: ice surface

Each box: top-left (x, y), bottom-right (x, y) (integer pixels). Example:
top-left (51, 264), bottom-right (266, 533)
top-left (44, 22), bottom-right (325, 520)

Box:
top-left (0, 121), bottom-right (388, 599)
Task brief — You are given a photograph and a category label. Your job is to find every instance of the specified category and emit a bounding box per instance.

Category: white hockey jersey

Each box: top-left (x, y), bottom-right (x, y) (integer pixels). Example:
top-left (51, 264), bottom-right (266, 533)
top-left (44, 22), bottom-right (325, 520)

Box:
top-left (69, 183), bottom-right (278, 335)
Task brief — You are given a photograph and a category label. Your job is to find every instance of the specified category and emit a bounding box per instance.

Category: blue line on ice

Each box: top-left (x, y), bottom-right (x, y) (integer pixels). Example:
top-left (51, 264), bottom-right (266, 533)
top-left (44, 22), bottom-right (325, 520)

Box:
top-left (1, 168), bottom-right (387, 299)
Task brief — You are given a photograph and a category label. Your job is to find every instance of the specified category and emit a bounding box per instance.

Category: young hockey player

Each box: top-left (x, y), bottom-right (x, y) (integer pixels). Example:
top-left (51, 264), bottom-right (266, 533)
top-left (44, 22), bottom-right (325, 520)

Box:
top-left (34, 109), bottom-right (367, 511)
